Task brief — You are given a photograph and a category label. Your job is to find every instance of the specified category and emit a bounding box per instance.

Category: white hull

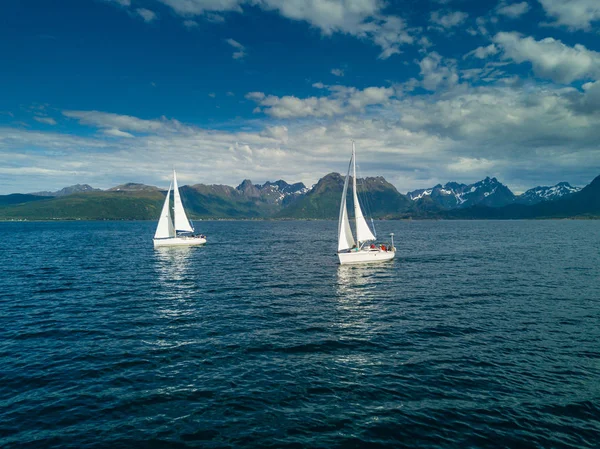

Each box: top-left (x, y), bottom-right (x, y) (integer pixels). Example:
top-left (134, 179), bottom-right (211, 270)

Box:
top-left (338, 248), bottom-right (395, 265)
top-left (153, 236), bottom-right (207, 247)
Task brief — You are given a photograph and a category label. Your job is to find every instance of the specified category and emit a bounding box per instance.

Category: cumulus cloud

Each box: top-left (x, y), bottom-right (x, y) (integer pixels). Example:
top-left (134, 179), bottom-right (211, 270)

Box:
top-left (246, 85), bottom-right (395, 118)
top-left (493, 32), bottom-right (600, 83)
top-left (496, 1), bottom-right (530, 18)
top-left (539, 0), bottom-right (600, 31)
top-left (418, 52), bottom-right (459, 90)
top-left (3, 78), bottom-right (600, 195)
top-left (430, 10), bottom-right (468, 29)
top-left (226, 38), bottom-right (246, 59)
top-left (331, 68), bottom-right (344, 77)
top-left (136, 8), bottom-right (157, 22)
top-left (157, 0), bottom-right (412, 59)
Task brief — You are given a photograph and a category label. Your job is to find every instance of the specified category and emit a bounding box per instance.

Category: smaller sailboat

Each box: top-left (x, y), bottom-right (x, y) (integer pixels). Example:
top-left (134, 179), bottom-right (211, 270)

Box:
top-left (337, 142), bottom-right (395, 265)
top-left (153, 170), bottom-right (207, 247)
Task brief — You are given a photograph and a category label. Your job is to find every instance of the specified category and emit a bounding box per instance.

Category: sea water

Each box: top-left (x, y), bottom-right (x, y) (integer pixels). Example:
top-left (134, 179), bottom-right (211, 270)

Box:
top-left (1, 220), bottom-right (599, 448)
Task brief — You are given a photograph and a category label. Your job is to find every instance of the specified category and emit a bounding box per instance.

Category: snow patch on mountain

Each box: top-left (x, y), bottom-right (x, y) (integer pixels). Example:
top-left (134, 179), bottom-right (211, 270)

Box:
top-left (407, 177), bottom-right (515, 209)
top-left (515, 182), bottom-right (581, 205)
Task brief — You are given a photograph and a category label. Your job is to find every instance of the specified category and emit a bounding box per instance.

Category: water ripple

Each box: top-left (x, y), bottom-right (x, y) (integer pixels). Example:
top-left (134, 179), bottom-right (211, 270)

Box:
top-left (0, 220), bottom-right (599, 448)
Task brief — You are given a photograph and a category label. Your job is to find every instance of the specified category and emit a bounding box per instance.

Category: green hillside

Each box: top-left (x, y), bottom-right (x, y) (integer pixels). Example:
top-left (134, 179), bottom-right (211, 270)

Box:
top-left (0, 191), bottom-right (164, 220)
top-left (181, 184), bottom-right (281, 218)
top-left (0, 194), bottom-right (50, 207)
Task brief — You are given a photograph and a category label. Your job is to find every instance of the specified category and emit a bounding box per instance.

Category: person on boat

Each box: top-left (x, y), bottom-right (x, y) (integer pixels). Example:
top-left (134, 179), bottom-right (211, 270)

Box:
top-left (381, 245), bottom-right (386, 251)
top-left (370, 244), bottom-right (376, 249)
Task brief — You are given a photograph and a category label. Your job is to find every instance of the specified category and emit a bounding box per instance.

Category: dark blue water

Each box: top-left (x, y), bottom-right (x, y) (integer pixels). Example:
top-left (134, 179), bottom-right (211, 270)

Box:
top-left (1, 220), bottom-right (599, 448)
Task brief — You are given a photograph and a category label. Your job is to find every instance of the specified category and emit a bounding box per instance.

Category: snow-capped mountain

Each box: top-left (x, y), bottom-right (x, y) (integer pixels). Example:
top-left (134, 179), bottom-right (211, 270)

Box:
top-left (231, 179), bottom-right (309, 205)
top-left (259, 180), bottom-right (309, 197)
top-left (407, 177), bottom-right (516, 209)
top-left (515, 182), bottom-right (581, 205)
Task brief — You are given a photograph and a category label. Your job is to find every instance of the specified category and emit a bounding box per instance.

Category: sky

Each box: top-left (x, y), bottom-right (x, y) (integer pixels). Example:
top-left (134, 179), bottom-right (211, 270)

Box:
top-left (1, 0), bottom-right (600, 194)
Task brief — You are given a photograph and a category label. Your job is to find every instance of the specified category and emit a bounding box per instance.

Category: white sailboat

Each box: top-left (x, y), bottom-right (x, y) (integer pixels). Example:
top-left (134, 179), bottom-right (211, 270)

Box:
top-left (153, 170), bottom-right (207, 247)
top-left (337, 142), bottom-right (395, 265)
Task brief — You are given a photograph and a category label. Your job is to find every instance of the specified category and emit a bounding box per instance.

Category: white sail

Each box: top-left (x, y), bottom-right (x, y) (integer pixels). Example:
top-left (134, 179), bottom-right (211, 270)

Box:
top-left (338, 156), bottom-right (356, 252)
top-left (352, 142), bottom-right (376, 244)
top-left (154, 183), bottom-right (175, 239)
top-left (172, 170), bottom-right (194, 233)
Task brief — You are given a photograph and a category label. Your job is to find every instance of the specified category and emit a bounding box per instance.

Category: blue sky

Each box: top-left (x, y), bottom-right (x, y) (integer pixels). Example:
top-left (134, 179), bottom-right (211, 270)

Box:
top-left (1, 0), bottom-right (600, 194)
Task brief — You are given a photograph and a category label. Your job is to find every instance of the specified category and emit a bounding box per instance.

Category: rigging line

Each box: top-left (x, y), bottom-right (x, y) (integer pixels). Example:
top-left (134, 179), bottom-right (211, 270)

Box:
top-left (355, 160), bottom-right (376, 236)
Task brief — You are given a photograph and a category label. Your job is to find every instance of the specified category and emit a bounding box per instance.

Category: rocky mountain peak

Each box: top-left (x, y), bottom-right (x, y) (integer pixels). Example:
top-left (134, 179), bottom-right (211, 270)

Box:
top-left (236, 179), bottom-right (260, 197)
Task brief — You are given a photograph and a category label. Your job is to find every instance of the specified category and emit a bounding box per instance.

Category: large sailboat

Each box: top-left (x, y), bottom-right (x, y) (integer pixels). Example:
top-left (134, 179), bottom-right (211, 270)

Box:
top-left (153, 170), bottom-right (207, 247)
top-left (337, 142), bottom-right (395, 265)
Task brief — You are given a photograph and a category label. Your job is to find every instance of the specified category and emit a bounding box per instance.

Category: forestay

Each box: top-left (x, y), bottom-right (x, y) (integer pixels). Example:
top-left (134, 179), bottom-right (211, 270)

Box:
top-left (338, 157), bottom-right (356, 252)
top-left (352, 142), bottom-right (376, 243)
top-left (154, 183), bottom-right (175, 239)
top-left (172, 170), bottom-right (194, 233)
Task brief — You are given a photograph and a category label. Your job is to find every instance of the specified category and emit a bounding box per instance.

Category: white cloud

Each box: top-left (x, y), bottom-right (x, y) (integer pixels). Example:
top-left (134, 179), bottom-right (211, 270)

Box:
top-left (226, 38), bottom-right (246, 59)
top-left (466, 44), bottom-right (499, 59)
top-left (158, 0), bottom-right (244, 15)
top-left (183, 19), bottom-right (199, 28)
top-left (447, 157), bottom-right (495, 173)
top-left (331, 68), bottom-right (344, 77)
top-left (418, 52), bottom-right (459, 90)
top-left (496, 1), bottom-right (530, 18)
top-left (106, 0), bottom-right (130, 6)
top-left (62, 110), bottom-right (186, 134)
top-left (418, 36), bottom-right (433, 50)
top-left (246, 85), bottom-right (395, 118)
top-left (493, 32), bottom-right (600, 83)
top-left (3, 79), bottom-right (600, 195)
top-left (157, 0), bottom-right (412, 59)
top-left (136, 8), bottom-right (157, 22)
top-left (539, 0), bottom-right (600, 31)
top-left (430, 10), bottom-right (468, 29)
top-left (475, 16), bottom-right (489, 36)
top-left (33, 117), bottom-right (57, 125)
top-left (260, 125), bottom-right (289, 143)
top-left (103, 128), bottom-right (134, 138)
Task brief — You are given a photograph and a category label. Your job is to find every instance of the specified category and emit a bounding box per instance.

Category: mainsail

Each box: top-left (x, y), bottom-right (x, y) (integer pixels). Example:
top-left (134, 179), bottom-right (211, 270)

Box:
top-left (154, 183), bottom-right (175, 239)
top-left (338, 156), bottom-right (356, 251)
top-left (172, 170), bottom-right (194, 233)
top-left (352, 142), bottom-right (376, 243)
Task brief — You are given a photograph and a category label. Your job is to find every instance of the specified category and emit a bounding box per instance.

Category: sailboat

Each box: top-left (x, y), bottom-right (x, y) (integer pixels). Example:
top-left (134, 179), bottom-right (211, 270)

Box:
top-left (337, 142), bottom-right (395, 265)
top-left (153, 170), bottom-right (207, 247)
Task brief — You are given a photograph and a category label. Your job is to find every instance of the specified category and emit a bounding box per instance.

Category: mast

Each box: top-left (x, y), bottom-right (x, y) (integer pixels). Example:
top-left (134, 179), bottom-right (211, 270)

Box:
top-left (351, 141), bottom-right (377, 245)
top-left (172, 169), bottom-right (194, 233)
top-left (338, 150), bottom-right (355, 252)
top-left (352, 140), bottom-right (358, 247)
top-left (154, 182), bottom-right (175, 239)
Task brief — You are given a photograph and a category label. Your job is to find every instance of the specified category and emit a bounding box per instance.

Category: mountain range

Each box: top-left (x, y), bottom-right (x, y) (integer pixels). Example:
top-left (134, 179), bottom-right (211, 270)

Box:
top-left (0, 174), bottom-right (597, 220)
top-left (407, 177), bottom-right (581, 209)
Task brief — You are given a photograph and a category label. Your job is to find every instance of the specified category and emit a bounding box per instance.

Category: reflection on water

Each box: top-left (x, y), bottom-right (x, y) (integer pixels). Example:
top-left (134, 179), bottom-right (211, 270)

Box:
top-left (154, 246), bottom-right (194, 283)
top-left (153, 247), bottom-right (202, 319)
top-left (336, 264), bottom-right (381, 303)
top-left (334, 265), bottom-right (387, 337)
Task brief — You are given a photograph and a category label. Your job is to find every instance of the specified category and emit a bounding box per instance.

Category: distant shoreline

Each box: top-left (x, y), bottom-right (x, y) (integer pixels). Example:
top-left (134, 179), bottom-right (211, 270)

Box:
top-left (1, 216), bottom-right (598, 223)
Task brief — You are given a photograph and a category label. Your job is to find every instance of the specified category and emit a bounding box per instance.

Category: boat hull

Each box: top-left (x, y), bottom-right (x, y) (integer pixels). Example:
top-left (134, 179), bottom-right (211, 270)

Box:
top-left (153, 236), bottom-right (207, 247)
top-left (338, 249), bottom-right (395, 265)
